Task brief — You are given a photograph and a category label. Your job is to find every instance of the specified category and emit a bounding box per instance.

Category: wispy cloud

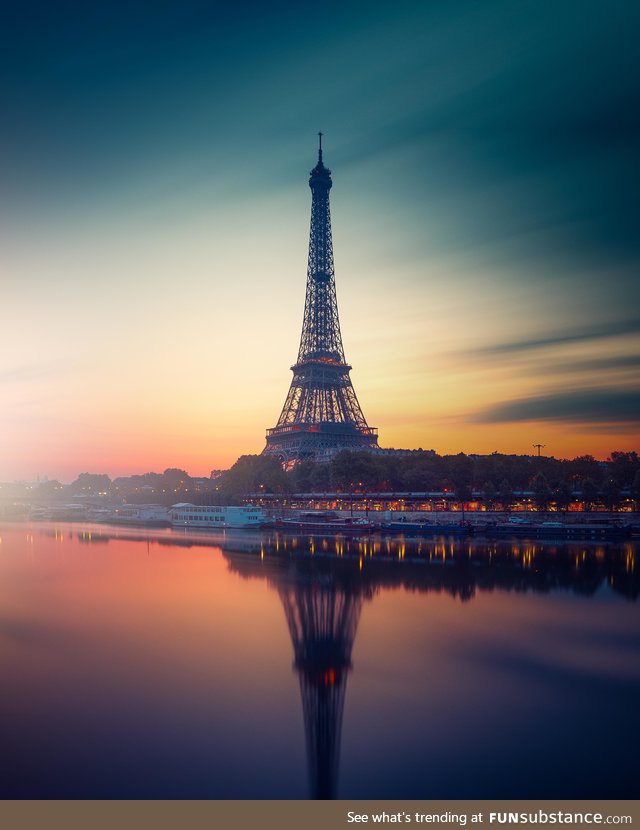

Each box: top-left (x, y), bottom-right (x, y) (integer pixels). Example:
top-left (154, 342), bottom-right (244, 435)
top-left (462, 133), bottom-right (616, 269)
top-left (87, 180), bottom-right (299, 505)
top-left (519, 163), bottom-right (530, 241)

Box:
top-left (470, 318), bottom-right (640, 357)
top-left (548, 354), bottom-right (640, 375)
top-left (473, 388), bottom-right (640, 425)
top-left (0, 361), bottom-right (70, 385)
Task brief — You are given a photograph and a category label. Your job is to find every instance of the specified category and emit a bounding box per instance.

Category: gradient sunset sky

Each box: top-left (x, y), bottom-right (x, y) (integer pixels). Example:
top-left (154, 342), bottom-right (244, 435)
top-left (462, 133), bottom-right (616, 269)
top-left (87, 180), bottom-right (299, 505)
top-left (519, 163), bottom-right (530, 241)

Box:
top-left (2, 0), bottom-right (639, 481)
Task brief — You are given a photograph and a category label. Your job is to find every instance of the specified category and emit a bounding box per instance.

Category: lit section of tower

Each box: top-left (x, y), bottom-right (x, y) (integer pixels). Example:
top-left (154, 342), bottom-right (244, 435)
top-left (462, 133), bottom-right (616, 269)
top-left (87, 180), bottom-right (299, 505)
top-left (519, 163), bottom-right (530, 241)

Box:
top-left (264, 135), bottom-right (378, 465)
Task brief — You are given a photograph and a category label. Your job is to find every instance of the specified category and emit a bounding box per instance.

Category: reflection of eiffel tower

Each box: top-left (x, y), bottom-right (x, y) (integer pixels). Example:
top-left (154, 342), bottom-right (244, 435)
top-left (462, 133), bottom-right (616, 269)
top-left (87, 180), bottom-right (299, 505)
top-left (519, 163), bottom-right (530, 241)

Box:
top-left (223, 553), bottom-right (376, 799)
top-left (278, 577), bottom-right (363, 799)
top-left (220, 541), bottom-right (638, 796)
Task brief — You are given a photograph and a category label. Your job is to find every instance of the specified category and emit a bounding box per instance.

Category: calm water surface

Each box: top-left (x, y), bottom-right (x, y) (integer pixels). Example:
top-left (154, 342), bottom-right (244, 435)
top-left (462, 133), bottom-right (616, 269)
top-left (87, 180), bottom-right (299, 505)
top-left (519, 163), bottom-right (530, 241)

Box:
top-left (1, 522), bottom-right (638, 799)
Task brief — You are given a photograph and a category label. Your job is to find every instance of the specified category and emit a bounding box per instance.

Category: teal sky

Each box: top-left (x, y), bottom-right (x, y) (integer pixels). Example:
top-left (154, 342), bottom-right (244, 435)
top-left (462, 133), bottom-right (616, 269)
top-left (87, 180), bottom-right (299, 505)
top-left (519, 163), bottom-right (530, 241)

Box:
top-left (1, 0), bottom-right (639, 480)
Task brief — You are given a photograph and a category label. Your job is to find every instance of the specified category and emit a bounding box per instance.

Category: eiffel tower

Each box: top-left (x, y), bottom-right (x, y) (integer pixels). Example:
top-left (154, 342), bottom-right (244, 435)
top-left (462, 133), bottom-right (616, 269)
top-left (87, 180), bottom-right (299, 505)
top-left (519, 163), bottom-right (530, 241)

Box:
top-left (264, 134), bottom-right (379, 466)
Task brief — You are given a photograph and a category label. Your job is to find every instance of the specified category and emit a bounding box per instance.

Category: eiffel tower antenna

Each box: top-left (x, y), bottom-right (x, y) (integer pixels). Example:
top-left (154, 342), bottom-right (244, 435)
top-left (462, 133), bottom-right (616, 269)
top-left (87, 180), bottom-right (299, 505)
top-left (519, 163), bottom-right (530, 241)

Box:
top-left (264, 135), bottom-right (379, 466)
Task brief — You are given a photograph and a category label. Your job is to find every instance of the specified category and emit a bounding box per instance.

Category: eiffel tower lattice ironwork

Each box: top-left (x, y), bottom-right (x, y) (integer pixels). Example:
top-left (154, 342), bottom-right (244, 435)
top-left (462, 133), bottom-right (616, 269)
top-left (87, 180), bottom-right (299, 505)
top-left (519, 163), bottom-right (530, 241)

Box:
top-left (264, 134), bottom-right (379, 465)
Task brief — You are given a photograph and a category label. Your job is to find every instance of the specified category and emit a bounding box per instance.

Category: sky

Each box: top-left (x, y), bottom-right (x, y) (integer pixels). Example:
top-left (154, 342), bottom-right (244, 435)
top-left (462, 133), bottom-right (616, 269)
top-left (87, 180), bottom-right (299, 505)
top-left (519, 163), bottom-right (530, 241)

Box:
top-left (1, 0), bottom-right (639, 481)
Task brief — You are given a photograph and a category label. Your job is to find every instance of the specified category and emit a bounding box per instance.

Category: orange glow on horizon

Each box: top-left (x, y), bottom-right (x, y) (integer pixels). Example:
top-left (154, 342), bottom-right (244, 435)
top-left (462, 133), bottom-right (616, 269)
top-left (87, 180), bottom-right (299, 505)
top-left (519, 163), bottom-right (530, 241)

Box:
top-left (1, 188), bottom-right (637, 483)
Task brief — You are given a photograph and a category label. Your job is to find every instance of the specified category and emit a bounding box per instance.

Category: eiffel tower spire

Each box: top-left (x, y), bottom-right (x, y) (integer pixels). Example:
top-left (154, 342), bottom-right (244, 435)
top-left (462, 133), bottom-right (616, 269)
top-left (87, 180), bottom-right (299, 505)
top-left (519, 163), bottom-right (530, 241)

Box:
top-left (264, 136), bottom-right (379, 465)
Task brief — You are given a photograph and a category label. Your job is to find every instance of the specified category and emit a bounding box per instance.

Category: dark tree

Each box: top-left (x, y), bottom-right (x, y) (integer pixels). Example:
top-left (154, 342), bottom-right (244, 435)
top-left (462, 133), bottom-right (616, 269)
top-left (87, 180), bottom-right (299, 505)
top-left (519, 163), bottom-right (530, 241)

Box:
top-left (481, 481), bottom-right (497, 510)
top-left (330, 451), bottom-right (379, 490)
top-left (33, 480), bottom-right (65, 500)
top-left (497, 478), bottom-right (513, 510)
top-left (607, 451), bottom-right (640, 488)
top-left (69, 473), bottom-right (111, 494)
top-left (602, 476), bottom-right (621, 511)
top-left (290, 460), bottom-right (315, 492)
top-left (553, 480), bottom-right (572, 512)
top-left (581, 478), bottom-right (599, 511)
top-left (310, 463), bottom-right (332, 492)
top-left (456, 482), bottom-right (473, 519)
top-left (219, 455), bottom-right (287, 501)
top-left (532, 473), bottom-right (552, 511)
top-left (631, 470), bottom-right (640, 511)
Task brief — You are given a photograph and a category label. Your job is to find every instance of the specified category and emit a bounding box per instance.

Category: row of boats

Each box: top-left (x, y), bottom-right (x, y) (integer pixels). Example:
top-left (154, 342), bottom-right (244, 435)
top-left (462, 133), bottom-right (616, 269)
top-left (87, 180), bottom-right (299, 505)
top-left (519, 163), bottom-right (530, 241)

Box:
top-left (28, 502), bottom-right (635, 539)
top-left (273, 514), bottom-right (633, 540)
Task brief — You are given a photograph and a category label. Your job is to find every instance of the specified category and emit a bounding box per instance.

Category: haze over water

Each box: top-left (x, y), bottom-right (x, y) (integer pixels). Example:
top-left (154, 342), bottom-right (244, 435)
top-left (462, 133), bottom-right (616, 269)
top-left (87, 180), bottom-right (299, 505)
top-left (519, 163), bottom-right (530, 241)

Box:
top-left (1, 523), bottom-right (637, 799)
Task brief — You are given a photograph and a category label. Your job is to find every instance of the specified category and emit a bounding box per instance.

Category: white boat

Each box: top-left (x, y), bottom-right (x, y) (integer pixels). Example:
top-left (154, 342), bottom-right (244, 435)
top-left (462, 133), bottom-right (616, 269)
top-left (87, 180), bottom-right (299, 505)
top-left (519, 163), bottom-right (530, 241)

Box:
top-left (86, 507), bottom-right (113, 523)
top-left (111, 504), bottom-right (170, 527)
top-left (169, 503), bottom-right (266, 529)
top-left (30, 506), bottom-right (53, 521)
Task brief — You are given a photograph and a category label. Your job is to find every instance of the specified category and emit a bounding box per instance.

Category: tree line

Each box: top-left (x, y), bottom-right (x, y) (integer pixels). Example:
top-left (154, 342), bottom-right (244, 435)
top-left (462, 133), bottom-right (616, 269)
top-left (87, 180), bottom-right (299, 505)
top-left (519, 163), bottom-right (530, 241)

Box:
top-left (216, 450), bottom-right (640, 510)
top-left (29, 451), bottom-right (640, 510)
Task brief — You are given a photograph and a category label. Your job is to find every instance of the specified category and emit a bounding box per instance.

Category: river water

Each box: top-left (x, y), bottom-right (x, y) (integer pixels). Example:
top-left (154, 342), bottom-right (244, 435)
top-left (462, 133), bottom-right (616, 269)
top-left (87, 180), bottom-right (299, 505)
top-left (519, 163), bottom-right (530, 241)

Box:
top-left (1, 522), bottom-right (637, 799)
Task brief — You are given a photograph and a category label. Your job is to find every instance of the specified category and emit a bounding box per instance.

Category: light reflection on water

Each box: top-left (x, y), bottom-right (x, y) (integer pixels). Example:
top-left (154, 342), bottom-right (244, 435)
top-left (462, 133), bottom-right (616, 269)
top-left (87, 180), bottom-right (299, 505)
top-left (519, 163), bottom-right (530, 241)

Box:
top-left (0, 522), bottom-right (638, 799)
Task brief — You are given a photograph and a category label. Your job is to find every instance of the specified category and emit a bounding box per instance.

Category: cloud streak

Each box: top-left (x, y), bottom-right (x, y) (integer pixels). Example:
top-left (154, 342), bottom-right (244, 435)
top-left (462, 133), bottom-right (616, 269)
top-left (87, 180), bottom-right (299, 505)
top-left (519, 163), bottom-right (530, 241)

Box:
top-left (474, 388), bottom-right (640, 425)
top-left (547, 354), bottom-right (640, 376)
top-left (0, 361), bottom-right (70, 385)
top-left (463, 318), bottom-right (640, 357)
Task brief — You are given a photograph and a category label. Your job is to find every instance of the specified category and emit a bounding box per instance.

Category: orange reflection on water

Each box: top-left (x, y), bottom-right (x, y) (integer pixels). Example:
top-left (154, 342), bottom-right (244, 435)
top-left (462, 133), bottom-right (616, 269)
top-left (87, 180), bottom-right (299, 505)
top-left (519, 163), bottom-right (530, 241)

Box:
top-left (0, 526), bottom-right (293, 710)
top-left (1, 522), bottom-right (638, 800)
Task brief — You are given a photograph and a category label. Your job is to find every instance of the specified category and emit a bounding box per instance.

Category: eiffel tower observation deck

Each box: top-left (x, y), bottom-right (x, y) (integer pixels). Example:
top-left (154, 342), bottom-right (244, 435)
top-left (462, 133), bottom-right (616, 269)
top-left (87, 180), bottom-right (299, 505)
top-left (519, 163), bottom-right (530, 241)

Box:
top-left (264, 135), bottom-right (379, 465)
